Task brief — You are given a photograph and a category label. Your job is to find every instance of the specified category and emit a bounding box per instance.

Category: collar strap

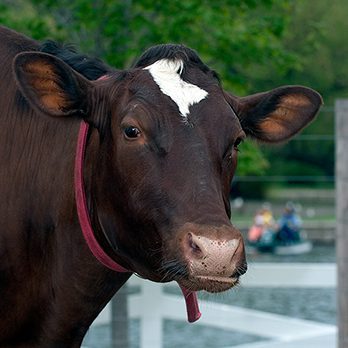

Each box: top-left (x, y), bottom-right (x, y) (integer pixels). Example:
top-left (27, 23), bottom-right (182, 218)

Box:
top-left (74, 121), bottom-right (128, 272)
top-left (74, 119), bottom-right (201, 322)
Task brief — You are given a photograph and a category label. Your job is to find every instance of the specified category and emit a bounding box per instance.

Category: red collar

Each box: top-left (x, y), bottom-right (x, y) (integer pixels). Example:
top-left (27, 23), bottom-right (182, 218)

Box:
top-left (74, 120), bottom-right (201, 322)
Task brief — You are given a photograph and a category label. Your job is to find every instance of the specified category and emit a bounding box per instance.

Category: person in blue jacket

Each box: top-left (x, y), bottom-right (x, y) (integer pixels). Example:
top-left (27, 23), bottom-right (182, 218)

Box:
top-left (276, 202), bottom-right (302, 243)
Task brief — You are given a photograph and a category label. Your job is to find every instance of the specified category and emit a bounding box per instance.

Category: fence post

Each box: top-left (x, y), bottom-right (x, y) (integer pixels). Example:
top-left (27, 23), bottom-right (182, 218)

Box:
top-left (336, 99), bottom-right (348, 348)
top-left (111, 284), bottom-right (129, 348)
top-left (139, 281), bottom-right (163, 348)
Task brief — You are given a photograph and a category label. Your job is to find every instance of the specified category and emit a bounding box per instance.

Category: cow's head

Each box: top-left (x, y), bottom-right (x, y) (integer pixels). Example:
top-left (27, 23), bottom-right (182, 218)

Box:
top-left (13, 45), bottom-right (322, 292)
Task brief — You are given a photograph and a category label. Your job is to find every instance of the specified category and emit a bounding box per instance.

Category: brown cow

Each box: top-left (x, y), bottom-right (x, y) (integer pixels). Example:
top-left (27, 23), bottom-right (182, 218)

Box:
top-left (0, 26), bottom-right (322, 347)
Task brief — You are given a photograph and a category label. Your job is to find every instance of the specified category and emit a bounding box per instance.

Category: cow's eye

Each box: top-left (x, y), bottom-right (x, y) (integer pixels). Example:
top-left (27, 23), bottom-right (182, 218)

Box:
top-left (124, 126), bottom-right (141, 139)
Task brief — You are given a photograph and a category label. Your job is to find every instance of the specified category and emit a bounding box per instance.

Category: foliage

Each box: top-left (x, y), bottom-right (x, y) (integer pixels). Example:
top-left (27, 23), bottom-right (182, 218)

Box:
top-left (248, 0), bottom-right (348, 102)
top-left (236, 141), bottom-right (269, 176)
top-left (248, 0), bottom-right (345, 182)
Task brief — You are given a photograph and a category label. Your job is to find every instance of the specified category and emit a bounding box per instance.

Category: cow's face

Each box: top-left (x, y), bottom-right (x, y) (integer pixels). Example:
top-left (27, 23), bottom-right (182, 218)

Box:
top-left (13, 47), bottom-right (322, 293)
top-left (103, 60), bottom-right (247, 291)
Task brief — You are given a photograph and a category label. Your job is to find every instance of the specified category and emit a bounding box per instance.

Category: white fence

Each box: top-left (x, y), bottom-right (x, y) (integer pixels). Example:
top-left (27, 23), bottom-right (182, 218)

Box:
top-left (90, 263), bottom-right (337, 348)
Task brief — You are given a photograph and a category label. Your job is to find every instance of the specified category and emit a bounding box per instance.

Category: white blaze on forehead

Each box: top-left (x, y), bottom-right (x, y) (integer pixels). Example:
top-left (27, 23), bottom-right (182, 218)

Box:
top-left (144, 59), bottom-right (208, 118)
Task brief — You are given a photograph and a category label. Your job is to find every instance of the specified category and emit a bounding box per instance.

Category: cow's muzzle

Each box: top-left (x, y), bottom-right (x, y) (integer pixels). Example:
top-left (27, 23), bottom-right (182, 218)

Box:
top-left (177, 223), bottom-right (247, 292)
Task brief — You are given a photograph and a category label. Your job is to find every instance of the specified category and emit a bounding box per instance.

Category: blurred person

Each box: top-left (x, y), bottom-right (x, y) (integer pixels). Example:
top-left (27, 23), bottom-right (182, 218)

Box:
top-left (276, 202), bottom-right (302, 243)
top-left (248, 206), bottom-right (276, 245)
top-left (247, 209), bottom-right (264, 244)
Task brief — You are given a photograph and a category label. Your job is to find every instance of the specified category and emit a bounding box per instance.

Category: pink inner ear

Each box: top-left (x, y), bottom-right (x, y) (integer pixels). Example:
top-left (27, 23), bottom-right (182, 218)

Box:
top-left (281, 94), bottom-right (312, 109)
top-left (258, 117), bottom-right (287, 136)
top-left (15, 56), bottom-right (70, 116)
top-left (253, 91), bottom-right (321, 143)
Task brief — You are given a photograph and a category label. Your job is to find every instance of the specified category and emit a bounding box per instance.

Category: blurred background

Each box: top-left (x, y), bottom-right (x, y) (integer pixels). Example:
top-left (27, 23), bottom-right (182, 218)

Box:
top-left (0, 0), bottom-right (344, 347)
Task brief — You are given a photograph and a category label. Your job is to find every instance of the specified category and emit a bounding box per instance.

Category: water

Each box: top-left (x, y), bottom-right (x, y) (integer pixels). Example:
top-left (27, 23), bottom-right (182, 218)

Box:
top-left (83, 244), bottom-right (336, 348)
top-left (247, 244), bottom-right (336, 263)
top-left (84, 320), bottom-right (263, 348)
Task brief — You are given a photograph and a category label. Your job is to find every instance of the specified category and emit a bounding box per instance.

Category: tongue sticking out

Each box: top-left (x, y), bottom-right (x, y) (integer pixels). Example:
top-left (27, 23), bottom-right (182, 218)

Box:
top-left (179, 285), bottom-right (201, 322)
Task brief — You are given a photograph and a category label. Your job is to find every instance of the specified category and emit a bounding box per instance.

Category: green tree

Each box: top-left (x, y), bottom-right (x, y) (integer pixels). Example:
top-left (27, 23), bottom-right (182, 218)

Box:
top-left (246, 0), bottom-right (346, 185)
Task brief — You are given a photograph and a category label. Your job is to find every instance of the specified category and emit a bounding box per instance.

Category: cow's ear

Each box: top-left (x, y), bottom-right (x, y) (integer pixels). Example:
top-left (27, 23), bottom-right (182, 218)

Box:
top-left (13, 52), bottom-right (91, 117)
top-left (226, 86), bottom-right (323, 143)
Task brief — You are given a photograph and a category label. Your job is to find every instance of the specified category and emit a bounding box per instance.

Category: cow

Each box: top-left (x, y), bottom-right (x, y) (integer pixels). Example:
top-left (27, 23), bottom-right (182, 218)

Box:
top-left (0, 25), bottom-right (322, 347)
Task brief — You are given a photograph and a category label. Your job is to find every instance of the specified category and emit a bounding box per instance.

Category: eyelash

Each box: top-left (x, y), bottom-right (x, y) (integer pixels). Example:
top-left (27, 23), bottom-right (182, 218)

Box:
top-left (224, 138), bottom-right (243, 161)
top-left (234, 137), bottom-right (243, 150)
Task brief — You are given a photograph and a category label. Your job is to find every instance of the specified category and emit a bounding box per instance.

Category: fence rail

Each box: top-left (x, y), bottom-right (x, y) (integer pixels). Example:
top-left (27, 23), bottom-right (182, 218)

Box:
top-left (88, 263), bottom-right (336, 348)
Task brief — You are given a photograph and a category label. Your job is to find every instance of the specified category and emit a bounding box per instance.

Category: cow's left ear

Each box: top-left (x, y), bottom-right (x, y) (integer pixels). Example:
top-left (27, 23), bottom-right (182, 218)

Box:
top-left (13, 52), bottom-right (91, 117)
top-left (225, 86), bottom-right (323, 143)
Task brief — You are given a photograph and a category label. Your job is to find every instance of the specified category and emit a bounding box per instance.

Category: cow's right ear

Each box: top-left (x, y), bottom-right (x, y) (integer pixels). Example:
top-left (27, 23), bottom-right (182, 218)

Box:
top-left (224, 86), bottom-right (322, 143)
top-left (13, 52), bottom-right (91, 117)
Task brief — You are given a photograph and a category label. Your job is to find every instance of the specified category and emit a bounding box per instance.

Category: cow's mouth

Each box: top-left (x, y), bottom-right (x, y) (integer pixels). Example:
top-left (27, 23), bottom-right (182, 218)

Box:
top-left (159, 258), bottom-right (242, 293)
top-left (178, 275), bottom-right (239, 293)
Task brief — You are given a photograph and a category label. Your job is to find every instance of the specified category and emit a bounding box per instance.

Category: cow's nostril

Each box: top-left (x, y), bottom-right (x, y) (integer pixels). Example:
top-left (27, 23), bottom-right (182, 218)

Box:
top-left (188, 233), bottom-right (200, 252)
top-left (187, 233), bottom-right (205, 257)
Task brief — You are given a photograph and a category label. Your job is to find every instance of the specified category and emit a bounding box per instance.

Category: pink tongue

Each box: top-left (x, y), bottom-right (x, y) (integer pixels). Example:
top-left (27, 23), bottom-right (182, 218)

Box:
top-left (179, 284), bottom-right (201, 322)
